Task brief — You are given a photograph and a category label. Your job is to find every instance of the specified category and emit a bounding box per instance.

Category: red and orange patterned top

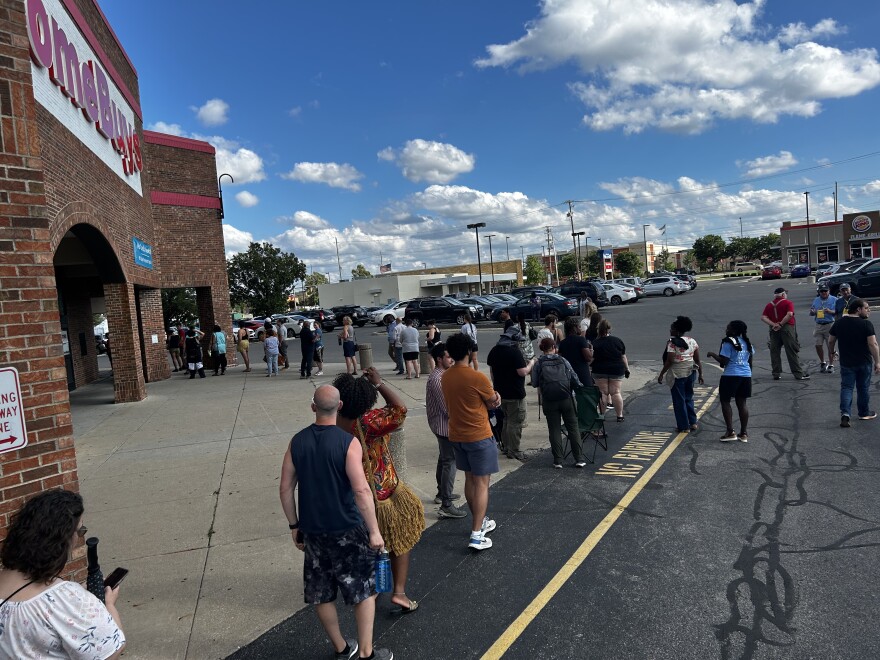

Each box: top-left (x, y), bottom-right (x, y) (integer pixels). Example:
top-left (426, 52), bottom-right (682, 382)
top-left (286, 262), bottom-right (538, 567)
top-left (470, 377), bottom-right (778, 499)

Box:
top-left (358, 404), bottom-right (406, 501)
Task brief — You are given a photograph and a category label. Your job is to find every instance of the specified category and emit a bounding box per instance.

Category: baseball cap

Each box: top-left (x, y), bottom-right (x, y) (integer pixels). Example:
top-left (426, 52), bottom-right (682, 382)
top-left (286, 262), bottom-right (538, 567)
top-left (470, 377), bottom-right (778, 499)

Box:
top-left (817, 284), bottom-right (829, 292)
top-left (774, 287), bottom-right (787, 295)
top-left (840, 282), bottom-right (851, 290)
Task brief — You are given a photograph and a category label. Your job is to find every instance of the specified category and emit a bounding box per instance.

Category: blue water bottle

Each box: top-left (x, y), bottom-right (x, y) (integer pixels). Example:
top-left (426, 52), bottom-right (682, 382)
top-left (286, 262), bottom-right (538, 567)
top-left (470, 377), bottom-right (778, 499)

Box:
top-left (375, 549), bottom-right (392, 593)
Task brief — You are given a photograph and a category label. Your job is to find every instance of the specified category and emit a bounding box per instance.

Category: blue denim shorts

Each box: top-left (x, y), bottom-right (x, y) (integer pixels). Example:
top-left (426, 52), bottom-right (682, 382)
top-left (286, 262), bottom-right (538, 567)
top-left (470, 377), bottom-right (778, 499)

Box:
top-left (452, 437), bottom-right (499, 476)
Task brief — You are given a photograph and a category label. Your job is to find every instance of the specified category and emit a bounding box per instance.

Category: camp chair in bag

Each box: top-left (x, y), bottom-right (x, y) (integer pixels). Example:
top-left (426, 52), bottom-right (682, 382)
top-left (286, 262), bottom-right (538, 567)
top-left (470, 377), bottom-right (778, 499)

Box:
top-left (561, 385), bottom-right (608, 463)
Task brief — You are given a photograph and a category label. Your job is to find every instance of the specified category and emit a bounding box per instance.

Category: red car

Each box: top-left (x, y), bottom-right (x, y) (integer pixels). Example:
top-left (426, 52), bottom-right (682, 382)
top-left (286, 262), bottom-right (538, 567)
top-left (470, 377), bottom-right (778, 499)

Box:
top-left (761, 265), bottom-right (782, 280)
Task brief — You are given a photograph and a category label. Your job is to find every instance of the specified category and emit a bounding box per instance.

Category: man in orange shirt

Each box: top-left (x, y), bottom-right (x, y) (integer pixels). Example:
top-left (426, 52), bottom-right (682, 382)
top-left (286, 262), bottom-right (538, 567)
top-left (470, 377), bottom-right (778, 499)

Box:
top-left (441, 332), bottom-right (502, 551)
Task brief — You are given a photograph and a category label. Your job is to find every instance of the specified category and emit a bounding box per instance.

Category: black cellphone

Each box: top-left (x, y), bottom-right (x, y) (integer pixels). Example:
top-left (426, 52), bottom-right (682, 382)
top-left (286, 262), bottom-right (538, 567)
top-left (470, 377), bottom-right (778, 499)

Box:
top-left (104, 567), bottom-right (129, 589)
top-left (296, 529), bottom-right (304, 544)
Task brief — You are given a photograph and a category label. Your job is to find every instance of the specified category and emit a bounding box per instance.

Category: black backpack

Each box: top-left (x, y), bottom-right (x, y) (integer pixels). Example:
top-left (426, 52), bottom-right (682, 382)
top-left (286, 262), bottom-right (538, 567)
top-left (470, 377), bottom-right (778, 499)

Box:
top-left (540, 357), bottom-right (573, 402)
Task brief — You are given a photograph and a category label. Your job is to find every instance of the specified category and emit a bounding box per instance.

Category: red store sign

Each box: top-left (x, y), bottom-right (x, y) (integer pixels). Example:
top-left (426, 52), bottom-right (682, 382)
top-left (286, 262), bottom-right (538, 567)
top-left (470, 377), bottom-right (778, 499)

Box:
top-left (26, 0), bottom-right (142, 176)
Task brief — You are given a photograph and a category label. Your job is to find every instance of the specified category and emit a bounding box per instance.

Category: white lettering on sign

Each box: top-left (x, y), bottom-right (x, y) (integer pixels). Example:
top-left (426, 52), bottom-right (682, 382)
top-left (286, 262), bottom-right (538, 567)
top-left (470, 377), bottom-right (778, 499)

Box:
top-left (26, 0), bottom-right (143, 195)
top-left (0, 368), bottom-right (28, 455)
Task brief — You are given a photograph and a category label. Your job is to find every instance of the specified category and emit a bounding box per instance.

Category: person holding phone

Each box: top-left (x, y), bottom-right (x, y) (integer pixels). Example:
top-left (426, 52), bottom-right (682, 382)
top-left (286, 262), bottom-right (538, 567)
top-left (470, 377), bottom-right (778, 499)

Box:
top-left (0, 490), bottom-right (126, 659)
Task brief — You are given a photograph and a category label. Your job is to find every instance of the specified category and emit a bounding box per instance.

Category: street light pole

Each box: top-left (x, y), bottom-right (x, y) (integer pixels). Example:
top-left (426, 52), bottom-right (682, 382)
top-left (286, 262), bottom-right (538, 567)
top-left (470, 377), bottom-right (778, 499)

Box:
top-left (505, 236), bottom-right (510, 262)
top-left (467, 222), bottom-right (487, 293)
top-left (804, 192), bottom-right (811, 270)
top-left (573, 231), bottom-right (585, 279)
top-left (486, 234), bottom-right (496, 291)
top-left (566, 201), bottom-right (579, 280)
top-left (217, 173), bottom-right (233, 220)
top-left (642, 224), bottom-right (651, 276)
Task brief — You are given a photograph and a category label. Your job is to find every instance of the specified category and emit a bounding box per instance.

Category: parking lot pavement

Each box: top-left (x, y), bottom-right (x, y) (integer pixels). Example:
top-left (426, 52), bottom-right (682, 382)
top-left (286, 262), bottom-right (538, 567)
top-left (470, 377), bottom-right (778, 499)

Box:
top-left (70, 351), bottom-right (656, 660)
top-left (229, 356), bottom-right (880, 659)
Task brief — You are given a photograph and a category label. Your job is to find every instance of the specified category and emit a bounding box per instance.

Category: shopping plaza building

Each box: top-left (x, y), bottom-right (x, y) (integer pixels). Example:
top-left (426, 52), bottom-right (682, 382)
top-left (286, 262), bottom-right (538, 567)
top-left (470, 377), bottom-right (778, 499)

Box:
top-left (0, 0), bottom-right (230, 543)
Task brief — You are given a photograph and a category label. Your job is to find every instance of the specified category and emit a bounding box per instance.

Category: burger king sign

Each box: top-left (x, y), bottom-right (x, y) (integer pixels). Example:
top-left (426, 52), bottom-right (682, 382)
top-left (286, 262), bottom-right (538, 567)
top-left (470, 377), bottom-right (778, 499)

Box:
top-left (852, 215), bottom-right (872, 233)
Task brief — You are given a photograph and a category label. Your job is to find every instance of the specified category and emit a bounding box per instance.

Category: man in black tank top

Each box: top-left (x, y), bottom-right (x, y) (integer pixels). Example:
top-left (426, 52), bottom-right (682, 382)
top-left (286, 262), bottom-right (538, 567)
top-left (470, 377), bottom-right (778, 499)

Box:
top-left (280, 385), bottom-right (393, 660)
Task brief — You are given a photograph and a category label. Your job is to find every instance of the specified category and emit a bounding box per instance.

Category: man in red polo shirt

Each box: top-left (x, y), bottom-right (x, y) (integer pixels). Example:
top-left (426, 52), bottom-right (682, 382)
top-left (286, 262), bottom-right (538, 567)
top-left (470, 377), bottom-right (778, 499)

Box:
top-left (761, 287), bottom-right (809, 380)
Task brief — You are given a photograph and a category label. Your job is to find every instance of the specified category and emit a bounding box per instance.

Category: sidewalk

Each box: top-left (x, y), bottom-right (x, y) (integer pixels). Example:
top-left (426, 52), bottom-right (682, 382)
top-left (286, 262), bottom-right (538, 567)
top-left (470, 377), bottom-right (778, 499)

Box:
top-left (70, 352), bottom-right (657, 659)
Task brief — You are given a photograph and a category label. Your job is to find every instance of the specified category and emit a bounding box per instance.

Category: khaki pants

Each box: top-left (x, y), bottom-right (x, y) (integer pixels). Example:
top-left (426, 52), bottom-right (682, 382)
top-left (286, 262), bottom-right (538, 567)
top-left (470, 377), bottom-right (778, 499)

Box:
top-left (500, 398), bottom-right (527, 454)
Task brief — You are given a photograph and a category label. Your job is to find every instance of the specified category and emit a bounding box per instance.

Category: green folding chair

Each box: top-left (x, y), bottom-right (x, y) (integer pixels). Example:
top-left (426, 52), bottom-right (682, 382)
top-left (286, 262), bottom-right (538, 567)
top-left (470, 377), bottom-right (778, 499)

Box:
top-left (572, 385), bottom-right (608, 463)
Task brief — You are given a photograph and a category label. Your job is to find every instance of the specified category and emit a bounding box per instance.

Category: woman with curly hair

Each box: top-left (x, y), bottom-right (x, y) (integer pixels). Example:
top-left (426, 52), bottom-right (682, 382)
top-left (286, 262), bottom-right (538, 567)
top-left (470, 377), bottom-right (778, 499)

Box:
top-left (333, 367), bottom-right (425, 614)
top-left (657, 316), bottom-right (704, 433)
top-left (0, 490), bottom-right (126, 658)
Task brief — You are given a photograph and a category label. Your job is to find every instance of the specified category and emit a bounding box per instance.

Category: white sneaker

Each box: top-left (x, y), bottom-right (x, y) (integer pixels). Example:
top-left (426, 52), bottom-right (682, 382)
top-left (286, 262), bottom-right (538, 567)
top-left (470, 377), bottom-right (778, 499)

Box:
top-left (315, 370), bottom-right (324, 375)
top-left (480, 517), bottom-right (496, 534)
top-left (468, 534), bottom-right (492, 551)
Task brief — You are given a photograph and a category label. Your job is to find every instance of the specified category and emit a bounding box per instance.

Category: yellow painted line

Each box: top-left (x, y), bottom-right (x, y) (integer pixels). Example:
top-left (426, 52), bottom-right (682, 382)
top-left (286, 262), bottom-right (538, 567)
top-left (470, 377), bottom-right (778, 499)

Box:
top-left (481, 388), bottom-right (719, 660)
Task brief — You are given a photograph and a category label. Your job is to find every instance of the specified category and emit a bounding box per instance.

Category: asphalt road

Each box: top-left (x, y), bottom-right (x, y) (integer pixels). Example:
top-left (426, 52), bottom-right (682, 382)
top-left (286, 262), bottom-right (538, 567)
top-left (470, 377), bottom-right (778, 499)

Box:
top-left (234, 277), bottom-right (880, 659)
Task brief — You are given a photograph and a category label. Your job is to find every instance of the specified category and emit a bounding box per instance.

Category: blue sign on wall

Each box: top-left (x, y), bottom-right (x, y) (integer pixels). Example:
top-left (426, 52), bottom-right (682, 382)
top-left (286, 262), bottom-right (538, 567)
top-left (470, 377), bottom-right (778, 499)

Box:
top-left (133, 237), bottom-right (153, 269)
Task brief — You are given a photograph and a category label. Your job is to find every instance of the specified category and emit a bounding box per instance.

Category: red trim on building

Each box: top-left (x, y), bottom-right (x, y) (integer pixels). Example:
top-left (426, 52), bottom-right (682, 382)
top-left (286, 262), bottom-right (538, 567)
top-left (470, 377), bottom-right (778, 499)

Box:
top-left (89, 0), bottom-right (138, 76)
top-left (150, 191), bottom-right (221, 209)
top-left (142, 131), bottom-right (216, 154)
top-left (60, 0), bottom-right (143, 120)
top-left (781, 220), bottom-right (840, 231)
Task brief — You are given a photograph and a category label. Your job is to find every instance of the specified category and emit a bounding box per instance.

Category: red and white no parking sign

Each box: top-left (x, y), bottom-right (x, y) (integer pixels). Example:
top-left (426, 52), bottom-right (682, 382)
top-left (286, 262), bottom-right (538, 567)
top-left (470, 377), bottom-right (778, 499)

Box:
top-left (0, 367), bottom-right (28, 455)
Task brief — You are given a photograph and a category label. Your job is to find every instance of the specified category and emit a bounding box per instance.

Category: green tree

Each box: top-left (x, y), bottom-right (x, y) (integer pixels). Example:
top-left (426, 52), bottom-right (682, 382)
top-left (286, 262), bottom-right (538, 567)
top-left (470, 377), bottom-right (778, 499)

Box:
top-left (557, 253), bottom-right (578, 278)
top-left (303, 272), bottom-right (328, 306)
top-left (614, 251), bottom-right (642, 276)
top-left (726, 236), bottom-right (761, 262)
top-left (351, 264), bottom-right (372, 279)
top-left (523, 255), bottom-right (546, 284)
top-left (682, 249), bottom-right (696, 270)
top-left (584, 251), bottom-right (602, 276)
top-left (692, 234), bottom-right (726, 270)
top-left (654, 249), bottom-right (672, 272)
top-left (227, 242), bottom-right (307, 317)
top-left (755, 233), bottom-right (781, 260)
top-left (161, 288), bottom-right (198, 329)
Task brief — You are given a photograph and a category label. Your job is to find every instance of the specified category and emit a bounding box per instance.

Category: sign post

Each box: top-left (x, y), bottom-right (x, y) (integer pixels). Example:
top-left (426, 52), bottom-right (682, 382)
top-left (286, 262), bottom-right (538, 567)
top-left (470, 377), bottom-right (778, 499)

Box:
top-left (0, 367), bottom-right (28, 455)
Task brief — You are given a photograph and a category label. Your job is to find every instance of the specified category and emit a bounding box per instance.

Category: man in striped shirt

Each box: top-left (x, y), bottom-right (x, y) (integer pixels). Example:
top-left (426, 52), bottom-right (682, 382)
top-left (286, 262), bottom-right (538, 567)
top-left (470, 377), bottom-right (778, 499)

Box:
top-left (426, 342), bottom-right (467, 518)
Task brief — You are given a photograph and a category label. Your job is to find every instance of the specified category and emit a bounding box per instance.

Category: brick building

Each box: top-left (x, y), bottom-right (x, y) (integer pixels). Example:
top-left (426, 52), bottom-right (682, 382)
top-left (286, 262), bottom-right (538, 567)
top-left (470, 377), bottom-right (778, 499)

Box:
top-left (0, 0), bottom-right (231, 554)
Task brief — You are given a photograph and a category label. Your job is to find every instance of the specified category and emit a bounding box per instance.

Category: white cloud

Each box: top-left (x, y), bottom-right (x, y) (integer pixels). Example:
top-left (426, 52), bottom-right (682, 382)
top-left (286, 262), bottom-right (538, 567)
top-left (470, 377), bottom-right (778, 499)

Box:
top-left (222, 224), bottom-right (253, 257)
top-left (378, 139), bottom-right (476, 183)
top-left (193, 98), bottom-right (229, 127)
top-left (476, 0), bottom-right (880, 134)
top-left (281, 162), bottom-right (364, 191)
top-left (288, 106), bottom-right (302, 117)
top-left (215, 145), bottom-right (266, 185)
top-left (736, 150), bottom-right (798, 178)
top-left (234, 191), bottom-right (259, 207)
top-left (287, 211), bottom-right (331, 230)
top-left (145, 121), bottom-right (184, 135)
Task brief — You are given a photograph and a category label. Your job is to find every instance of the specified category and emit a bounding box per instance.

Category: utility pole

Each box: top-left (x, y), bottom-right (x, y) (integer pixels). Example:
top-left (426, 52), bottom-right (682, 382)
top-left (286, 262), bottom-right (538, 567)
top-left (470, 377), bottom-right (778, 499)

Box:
top-left (804, 191), bottom-right (811, 269)
top-left (544, 226), bottom-right (554, 285)
top-left (334, 236), bottom-right (342, 281)
top-left (505, 236), bottom-right (510, 262)
top-left (566, 200), bottom-right (580, 280)
top-left (486, 234), bottom-right (496, 291)
top-left (834, 182), bottom-right (838, 222)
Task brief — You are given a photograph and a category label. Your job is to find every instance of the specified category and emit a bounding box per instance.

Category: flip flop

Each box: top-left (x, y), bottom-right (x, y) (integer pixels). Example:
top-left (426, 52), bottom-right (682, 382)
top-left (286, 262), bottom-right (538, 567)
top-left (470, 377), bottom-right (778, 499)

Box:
top-left (393, 599), bottom-right (419, 614)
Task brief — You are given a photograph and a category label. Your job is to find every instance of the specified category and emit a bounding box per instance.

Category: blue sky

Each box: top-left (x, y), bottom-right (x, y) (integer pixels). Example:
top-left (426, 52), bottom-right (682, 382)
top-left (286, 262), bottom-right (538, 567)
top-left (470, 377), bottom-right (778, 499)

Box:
top-left (101, 0), bottom-right (880, 280)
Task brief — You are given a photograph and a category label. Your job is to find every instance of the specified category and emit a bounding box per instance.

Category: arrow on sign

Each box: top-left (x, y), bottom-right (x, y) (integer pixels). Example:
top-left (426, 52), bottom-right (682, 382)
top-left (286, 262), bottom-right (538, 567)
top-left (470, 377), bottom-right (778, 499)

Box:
top-left (0, 436), bottom-right (17, 446)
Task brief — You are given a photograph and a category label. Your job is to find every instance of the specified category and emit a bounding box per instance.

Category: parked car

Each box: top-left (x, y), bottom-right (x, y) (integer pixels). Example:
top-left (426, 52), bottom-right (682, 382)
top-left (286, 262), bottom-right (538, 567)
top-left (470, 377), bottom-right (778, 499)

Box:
top-left (300, 308), bottom-right (337, 331)
top-left (265, 314), bottom-right (305, 339)
top-left (761, 265), bottom-right (783, 280)
top-left (509, 285), bottom-right (550, 297)
top-left (602, 282), bottom-right (638, 305)
top-left (487, 293), bottom-right (519, 304)
top-left (641, 276), bottom-right (684, 297)
top-left (789, 264), bottom-right (812, 278)
top-left (672, 273), bottom-right (697, 290)
top-left (675, 268), bottom-right (697, 276)
top-left (404, 297), bottom-right (481, 326)
top-left (95, 333), bottom-right (107, 354)
top-left (815, 263), bottom-right (840, 278)
top-left (489, 292), bottom-right (578, 322)
top-left (818, 258), bottom-right (880, 296)
top-left (371, 300), bottom-right (411, 325)
top-left (555, 280), bottom-right (609, 307)
top-left (331, 305), bottom-right (370, 327)
top-left (734, 262), bottom-right (760, 272)
top-left (611, 277), bottom-right (646, 299)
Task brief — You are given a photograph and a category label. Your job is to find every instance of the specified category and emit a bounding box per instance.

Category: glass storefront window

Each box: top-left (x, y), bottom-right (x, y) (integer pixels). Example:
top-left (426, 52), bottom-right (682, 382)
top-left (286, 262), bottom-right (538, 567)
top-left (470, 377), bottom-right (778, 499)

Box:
top-left (850, 242), bottom-right (874, 259)
top-left (816, 244), bottom-right (839, 263)
top-left (787, 248), bottom-right (808, 267)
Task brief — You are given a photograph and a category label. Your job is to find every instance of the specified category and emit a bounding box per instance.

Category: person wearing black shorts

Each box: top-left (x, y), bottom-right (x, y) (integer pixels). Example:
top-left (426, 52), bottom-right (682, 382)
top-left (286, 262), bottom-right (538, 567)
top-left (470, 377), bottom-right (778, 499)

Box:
top-left (706, 320), bottom-right (754, 443)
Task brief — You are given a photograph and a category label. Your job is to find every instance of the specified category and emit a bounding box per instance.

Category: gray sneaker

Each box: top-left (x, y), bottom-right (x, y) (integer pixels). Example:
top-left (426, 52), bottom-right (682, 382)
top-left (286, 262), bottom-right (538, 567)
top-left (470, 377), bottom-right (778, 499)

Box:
top-left (438, 504), bottom-right (467, 519)
top-left (372, 649), bottom-right (394, 660)
top-left (433, 493), bottom-right (461, 505)
top-left (334, 639), bottom-right (358, 660)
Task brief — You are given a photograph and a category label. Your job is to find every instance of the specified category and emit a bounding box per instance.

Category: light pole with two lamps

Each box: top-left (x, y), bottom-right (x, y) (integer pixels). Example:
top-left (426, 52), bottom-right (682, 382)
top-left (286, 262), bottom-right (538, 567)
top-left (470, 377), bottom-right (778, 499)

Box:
top-left (467, 222), bottom-right (487, 294)
top-left (642, 224), bottom-right (651, 276)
